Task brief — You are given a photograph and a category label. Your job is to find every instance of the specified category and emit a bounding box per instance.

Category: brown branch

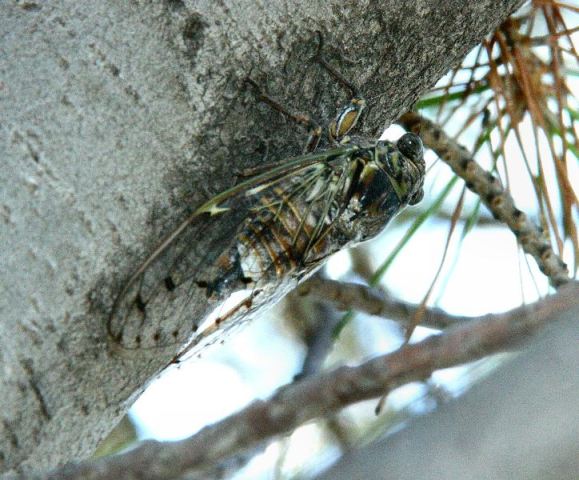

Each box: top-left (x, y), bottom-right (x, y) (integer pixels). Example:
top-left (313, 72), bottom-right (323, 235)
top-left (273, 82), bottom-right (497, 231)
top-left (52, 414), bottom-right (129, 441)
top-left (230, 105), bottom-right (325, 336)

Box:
top-left (33, 282), bottom-right (578, 480)
top-left (398, 112), bottom-right (571, 287)
top-left (315, 300), bottom-right (579, 480)
top-left (282, 290), bottom-right (355, 454)
top-left (297, 277), bottom-right (472, 330)
top-left (286, 299), bottom-right (342, 380)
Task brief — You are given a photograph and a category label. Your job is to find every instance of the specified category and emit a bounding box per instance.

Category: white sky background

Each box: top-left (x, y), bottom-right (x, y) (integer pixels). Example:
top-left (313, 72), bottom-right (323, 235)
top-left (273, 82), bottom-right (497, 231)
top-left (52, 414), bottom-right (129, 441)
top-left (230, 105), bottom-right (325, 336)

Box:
top-left (129, 19), bottom-right (578, 479)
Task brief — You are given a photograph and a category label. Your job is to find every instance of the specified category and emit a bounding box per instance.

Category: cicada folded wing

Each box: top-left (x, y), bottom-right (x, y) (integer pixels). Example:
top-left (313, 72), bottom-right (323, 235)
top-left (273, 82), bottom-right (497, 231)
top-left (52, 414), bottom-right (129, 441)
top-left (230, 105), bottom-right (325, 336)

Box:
top-left (108, 208), bottom-right (250, 350)
top-left (108, 145), bottom-right (361, 351)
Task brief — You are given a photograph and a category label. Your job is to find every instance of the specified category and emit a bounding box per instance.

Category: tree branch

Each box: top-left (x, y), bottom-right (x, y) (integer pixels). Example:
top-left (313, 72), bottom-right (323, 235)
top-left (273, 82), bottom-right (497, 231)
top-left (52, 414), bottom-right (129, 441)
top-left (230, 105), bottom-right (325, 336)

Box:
top-left (297, 276), bottom-right (472, 329)
top-left (398, 112), bottom-right (571, 287)
top-left (316, 293), bottom-right (579, 480)
top-left (25, 282), bottom-right (577, 480)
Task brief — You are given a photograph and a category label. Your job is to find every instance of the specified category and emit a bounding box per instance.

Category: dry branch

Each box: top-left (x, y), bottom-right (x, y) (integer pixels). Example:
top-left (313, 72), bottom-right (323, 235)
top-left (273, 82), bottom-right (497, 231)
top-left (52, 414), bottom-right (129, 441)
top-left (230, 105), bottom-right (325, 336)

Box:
top-left (29, 282), bottom-right (578, 480)
top-left (316, 296), bottom-right (579, 480)
top-left (398, 112), bottom-right (571, 287)
top-left (297, 276), bottom-right (470, 329)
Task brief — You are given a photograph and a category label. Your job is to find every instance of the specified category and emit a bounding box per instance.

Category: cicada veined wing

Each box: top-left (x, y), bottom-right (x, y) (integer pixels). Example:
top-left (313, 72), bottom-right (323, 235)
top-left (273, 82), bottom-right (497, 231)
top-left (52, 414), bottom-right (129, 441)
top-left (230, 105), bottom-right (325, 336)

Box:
top-left (108, 144), bottom-right (358, 351)
top-left (107, 135), bottom-right (425, 355)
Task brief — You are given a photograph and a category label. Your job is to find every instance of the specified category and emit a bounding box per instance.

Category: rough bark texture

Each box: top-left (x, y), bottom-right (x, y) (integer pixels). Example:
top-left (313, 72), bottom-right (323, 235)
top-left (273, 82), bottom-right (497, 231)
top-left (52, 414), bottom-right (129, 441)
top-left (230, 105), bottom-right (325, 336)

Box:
top-left (0, 0), bottom-right (522, 475)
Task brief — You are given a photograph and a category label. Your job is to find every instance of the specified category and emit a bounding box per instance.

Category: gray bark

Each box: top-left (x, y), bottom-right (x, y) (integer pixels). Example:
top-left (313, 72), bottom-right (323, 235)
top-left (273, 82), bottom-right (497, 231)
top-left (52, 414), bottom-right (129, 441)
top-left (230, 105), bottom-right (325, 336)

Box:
top-left (0, 0), bottom-right (522, 475)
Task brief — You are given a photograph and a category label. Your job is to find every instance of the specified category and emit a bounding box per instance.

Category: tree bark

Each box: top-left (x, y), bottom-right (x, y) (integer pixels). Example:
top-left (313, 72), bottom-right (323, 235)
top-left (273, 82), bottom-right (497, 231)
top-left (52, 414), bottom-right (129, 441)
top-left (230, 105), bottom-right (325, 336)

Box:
top-left (0, 0), bottom-right (522, 475)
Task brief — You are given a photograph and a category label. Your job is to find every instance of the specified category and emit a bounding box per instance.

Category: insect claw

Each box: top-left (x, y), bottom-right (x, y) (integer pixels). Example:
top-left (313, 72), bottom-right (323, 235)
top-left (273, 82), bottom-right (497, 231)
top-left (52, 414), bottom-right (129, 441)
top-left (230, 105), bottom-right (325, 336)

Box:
top-left (195, 279), bottom-right (208, 289)
top-left (236, 163), bottom-right (271, 179)
top-left (313, 30), bottom-right (325, 61)
top-left (244, 76), bottom-right (261, 93)
top-left (233, 168), bottom-right (247, 180)
top-left (195, 279), bottom-right (219, 299)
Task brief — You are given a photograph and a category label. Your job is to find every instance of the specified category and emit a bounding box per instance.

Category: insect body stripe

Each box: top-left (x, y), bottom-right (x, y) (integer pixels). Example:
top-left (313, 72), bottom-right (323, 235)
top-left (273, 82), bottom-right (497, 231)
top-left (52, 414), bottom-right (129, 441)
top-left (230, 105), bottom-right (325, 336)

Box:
top-left (246, 221), bottom-right (286, 277)
top-left (241, 184), bottom-right (328, 279)
top-left (305, 166), bottom-right (351, 255)
top-left (256, 188), bottom-right (314, 259)
top-left (269, 186), bottom-right (318, 251)
top-left (264, 221), bottom-right (300, 271)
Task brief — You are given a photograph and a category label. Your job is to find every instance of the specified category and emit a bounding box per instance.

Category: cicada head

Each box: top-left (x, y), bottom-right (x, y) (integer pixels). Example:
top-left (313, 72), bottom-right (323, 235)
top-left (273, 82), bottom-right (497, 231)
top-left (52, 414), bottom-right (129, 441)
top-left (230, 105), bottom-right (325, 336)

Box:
top-left (360, 133), bottom-right (424, 210)
top-left (345, 133), bottom-right (425, 241)
top-left (393, 132), bottom-right (425, 205)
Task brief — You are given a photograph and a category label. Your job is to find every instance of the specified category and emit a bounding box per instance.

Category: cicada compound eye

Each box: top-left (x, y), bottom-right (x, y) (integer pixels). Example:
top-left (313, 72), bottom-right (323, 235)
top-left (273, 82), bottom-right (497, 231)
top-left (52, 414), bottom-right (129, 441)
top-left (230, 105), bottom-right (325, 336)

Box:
top-left (396, 133), bottom-right (423, 163)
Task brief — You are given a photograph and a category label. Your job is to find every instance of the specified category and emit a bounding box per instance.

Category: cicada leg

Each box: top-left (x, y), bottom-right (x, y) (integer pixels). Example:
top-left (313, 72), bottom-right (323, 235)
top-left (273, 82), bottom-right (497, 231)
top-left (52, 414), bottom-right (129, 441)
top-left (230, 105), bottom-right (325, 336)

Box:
top-left (244, 77), bottom-right (323, 154)
top-left (312, 31), bottom-right (366, 143)
top-left (312, 31), bottom-right (361, 98)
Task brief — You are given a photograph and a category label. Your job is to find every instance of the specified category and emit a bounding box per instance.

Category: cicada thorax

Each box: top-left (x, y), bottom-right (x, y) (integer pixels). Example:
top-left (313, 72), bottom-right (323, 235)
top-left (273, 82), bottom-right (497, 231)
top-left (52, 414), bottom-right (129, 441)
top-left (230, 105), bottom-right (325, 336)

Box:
top-left (353, 159), bottom-right (405, 220)
top-left (330, 137), bottom-right (426, 242)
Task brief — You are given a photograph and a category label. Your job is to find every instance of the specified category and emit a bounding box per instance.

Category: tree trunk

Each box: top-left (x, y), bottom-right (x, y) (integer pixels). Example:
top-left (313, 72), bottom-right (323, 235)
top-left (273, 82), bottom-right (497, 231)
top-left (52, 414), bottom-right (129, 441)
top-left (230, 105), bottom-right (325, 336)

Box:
top-left (0, 0), bottom-right (522, 475)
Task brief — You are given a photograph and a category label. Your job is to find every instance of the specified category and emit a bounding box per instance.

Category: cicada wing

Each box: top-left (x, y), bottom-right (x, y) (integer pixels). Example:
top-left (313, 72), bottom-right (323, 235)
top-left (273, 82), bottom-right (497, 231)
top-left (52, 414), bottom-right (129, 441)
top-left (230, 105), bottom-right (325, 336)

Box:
top-left (108, 206), bottom-right (249, 350)
top-left (108, 145), bottom-right (361, 351)
top-left (177, 177), bottom-right (344, 359)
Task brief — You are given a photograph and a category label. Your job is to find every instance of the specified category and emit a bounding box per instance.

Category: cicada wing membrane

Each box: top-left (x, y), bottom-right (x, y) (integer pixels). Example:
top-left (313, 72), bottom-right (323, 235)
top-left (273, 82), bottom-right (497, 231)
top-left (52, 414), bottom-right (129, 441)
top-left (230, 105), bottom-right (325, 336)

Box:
top-left (108, 207), bottom-right (249, 351)
top-left (108, 146), bottom-right (361, 352)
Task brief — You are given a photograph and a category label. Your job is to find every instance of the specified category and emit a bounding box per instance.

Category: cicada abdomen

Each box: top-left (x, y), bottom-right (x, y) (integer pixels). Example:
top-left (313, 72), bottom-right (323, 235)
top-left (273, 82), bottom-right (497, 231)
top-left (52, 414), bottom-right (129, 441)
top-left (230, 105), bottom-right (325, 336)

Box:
top-left (199, 157), bottom-right (354, 298)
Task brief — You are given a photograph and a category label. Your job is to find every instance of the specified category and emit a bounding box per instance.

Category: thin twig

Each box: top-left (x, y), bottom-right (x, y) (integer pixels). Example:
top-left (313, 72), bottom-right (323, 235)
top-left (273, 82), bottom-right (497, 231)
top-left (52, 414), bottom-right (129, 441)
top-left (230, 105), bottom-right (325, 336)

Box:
top-left (398, 112), bottom-right (571, 287)
top-left (296, 277), bottom-right (471, 330)
top-left (37, 283), bottom-right (579, 480)
top-left (283, 287), bottom-right (355, 453)
top-left (283, 283), bottom-right (344, 379)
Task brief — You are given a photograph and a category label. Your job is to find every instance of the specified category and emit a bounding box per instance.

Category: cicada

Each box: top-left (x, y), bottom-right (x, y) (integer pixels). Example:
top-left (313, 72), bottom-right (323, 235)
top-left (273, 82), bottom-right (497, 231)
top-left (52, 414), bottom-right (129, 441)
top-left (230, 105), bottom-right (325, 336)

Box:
top-left (108, 39), bottom-right (425, 355)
